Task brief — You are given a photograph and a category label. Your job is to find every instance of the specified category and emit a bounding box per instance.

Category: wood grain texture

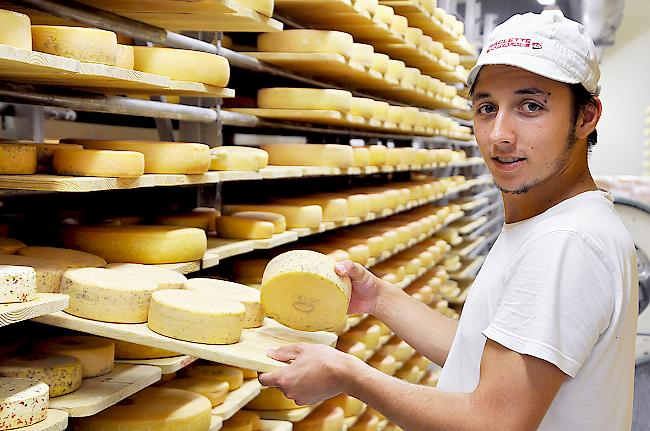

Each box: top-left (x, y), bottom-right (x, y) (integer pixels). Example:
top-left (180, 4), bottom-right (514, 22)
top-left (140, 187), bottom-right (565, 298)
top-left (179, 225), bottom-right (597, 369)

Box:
top-left (115, 355), bottom-right (198, 375)
top-left (0, 293), bottom-right (68, 328)
top-left (251, 402), bottom-right (320, 422)
top-left (212, 379), bottom-right (262, 420)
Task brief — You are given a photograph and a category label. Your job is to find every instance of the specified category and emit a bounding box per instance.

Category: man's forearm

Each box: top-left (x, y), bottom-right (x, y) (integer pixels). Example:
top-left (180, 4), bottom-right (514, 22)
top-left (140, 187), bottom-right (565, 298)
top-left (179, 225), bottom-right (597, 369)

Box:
top-left (373, 281), bottom-right (458, 367)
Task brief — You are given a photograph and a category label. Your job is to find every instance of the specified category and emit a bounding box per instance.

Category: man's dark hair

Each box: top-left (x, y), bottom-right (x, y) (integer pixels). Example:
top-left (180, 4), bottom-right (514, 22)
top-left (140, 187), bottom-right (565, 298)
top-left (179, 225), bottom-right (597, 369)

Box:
top-left (569, 83), bottom-right (598, 151)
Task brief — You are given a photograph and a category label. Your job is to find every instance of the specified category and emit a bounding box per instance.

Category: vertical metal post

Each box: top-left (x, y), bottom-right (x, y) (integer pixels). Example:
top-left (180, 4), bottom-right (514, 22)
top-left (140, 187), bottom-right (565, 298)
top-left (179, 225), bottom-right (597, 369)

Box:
top-left (11, 104), bottom-right (45, 142)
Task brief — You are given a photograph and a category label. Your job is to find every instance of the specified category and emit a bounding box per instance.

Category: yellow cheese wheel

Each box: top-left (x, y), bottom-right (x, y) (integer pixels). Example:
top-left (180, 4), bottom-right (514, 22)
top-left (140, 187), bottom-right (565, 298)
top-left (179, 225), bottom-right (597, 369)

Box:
top-left (261, 250), bottom-right (352, 332)
top-left (261, 143), bottom-right (353, 168)
top-left (379, 338), bottom-right (415, 362)
top-left (324, 394), bottom-right (365, 418)
top-left (402, 68), bottom-right (421, 88)
top-left (61, 139), bottom-right (210, 174)
top-left (18, 246), bottom-right (106, 268)
top-left (133, 46), bottom-right (230, 86)
top-left (389, 15), bottom-right (408, 34)
top-left (69, 387), bottom-right (212, 430)
top-left (31, 335), bottom-right (114, 378)
top-left (223, 411), bottom-right (256, 431)
top-left (274, 196), bottom-right (347, 223)
top-left (215, 215), bottom-right (275, 240)
top-left (342, 325), bottom-right (381, 350)
top-left (370, 53), bottom-right (390, 74)
top-left (0, 10), bottom-right (31, 50)
top-left (223, 204), bottom-right (322, 229)
top-left (32, 26), bottom-right (117, 65)
top-left (335, 339), bottom-right (366, 360)
top-left (148, 289), bottom-right (246, 344)
top-left (384, 148), bottom-right (401, 166)
top-left (350, 43), bottom-right (374, 67)
top-left (115, 44), bottom-right (134, 69)
top-left (294, 405), bottom-right (344, 431)
top-left (230, 211), bottom-right (286, 234)
top-left (161, 377), bottom-right (229, 407)
top-left (350, 98), bottom-right (375, 119)
top-left (0, 353), bottom-right (82, 397)
top-left (154, 208), bottom-right (220, 233)
top-left (61, 225), bottom-right (207, 264)
top-left (404, 27), bottom-right (423, 46)
top-left (241, 368), bottom-right (258, 379)
top-left (352, 147), bottom-right (370, 167)
top-left (386, 60), bottom-right (406, 82)
top-left (114, 340), bottom-right (180, 360)
top-left (373, 5), bottom-right (394, 25)
top-left (0, 144), bottom-right (37, 174)
top-left (210, 146), bottom-right (269, 171)
top-left (368, 353), bottom-right (399, 375)
top-left (0, 237), bottom-right (25, 255)
top-left (185, 363), bottom-right (244, 391)
top-left (258, 30), bottom-right (353, 57)
top-left (258, 88), bottom-right (353, 112)
top-left (53, 149), bottom-right (144, 178)
top-left (350, 410), bottom-right (379, 431)
top-left (367, 144), bottom-right (387, 165)
top-left (247, 387), bottom-right (301, 410)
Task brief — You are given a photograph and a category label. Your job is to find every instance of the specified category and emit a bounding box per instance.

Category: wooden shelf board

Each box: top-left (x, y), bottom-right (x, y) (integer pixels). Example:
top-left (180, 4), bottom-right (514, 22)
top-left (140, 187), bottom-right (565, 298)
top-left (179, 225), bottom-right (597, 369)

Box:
top-left (253, 231), bottom-right (300, 250)
top-left (261, 419), bottom-right (294, 431)
top-left (0, 293), bottom-right (68, 328)
top-left (250, 399), bottom-right (321, 422)
top-left (49, 364), bottom-right (161, 417)
top-left (34, 313), bottom-right (337, 372)
top-left (211, 415), bottom-right (224, 431)
top-left (213, 379), bottom-right (262, 420)
top-left (20, 409), bottom-right (68, 431)
top-left (260, 166), bottom-right (304, 179)
top-left (115, 355), bottom-right (198, 375)
top-left (205, 237), bottom-right (257, 260)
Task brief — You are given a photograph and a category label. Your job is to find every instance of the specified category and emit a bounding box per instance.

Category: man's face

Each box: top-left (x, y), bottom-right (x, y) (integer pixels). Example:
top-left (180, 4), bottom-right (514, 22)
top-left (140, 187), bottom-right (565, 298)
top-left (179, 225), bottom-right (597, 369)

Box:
top-left (472, 65), bottom-right (579, 195)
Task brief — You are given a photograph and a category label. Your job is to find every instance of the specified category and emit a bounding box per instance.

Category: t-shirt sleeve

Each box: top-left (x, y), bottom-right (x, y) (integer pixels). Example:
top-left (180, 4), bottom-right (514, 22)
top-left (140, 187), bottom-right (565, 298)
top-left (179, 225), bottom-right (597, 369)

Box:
top-left (482, 230), bottom-right (615, 377)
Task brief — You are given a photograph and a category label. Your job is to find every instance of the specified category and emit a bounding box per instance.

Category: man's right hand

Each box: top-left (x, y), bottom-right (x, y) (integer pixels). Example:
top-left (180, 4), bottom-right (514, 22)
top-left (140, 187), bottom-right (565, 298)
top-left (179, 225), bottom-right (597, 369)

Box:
top-left (334, 260), bottom-right (388, 315)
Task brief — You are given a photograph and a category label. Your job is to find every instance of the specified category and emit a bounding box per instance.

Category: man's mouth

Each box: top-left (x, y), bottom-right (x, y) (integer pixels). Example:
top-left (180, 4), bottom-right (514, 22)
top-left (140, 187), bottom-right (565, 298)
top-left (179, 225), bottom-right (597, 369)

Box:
top-left (492, 157), bottom-right (526, 164)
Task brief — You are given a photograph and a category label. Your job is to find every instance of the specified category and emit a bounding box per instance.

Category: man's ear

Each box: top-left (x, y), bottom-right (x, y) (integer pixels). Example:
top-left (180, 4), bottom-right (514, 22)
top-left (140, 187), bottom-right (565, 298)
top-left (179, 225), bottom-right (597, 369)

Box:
top-left (575, 97), bottom-right (602, 140)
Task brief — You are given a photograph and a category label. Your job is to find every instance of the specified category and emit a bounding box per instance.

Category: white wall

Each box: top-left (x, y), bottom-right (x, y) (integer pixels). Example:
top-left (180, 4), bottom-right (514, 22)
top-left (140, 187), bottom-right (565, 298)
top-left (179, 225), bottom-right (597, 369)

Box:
top-left (589, 0), bottom-right (650, 176)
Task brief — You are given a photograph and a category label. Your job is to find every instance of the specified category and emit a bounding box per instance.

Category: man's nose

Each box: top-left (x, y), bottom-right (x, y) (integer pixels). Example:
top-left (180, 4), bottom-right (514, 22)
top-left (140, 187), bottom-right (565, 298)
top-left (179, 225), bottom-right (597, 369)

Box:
top-left (489, 110), bottom-right (516, 147)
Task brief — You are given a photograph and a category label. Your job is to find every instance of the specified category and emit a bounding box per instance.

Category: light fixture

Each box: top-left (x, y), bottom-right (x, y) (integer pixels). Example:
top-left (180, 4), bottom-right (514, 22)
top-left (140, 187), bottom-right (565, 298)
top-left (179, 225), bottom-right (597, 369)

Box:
top-left (537, 0), bottom-right (556, 5)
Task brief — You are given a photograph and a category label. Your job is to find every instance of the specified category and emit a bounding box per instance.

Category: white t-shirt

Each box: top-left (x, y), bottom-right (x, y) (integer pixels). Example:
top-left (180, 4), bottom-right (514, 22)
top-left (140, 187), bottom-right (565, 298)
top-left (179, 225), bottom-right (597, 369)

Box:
top-left (436, 191), bottom-right (638, 430)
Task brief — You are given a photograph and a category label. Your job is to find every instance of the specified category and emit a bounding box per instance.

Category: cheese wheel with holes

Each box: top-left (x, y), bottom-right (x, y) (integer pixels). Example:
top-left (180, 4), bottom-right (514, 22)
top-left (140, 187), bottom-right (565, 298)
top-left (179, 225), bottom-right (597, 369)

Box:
top-left (133, 46), bottom-right (230, 86)
top-left (18, 246), bottom-right (106, 268)
top-left (258, 30), bottom-right (353, 57)
top-left (0, 377), bottom-right (49, 430)
top-left (324, 394), bottom-right (365, 418)
top-left (53, 149), bottom-right (144, 178)
top-left (350, 98), bottom-right (375, 119)
top-left (261, 143), bottom-right (353, 168)
top-left (0, 144), bottom-right (37, 174)
top-left (210, 146), bottom-right (269, 171)
top-left (106, 263), bottom-right (187, 289)
top-left (160, 377), bottom-right (229, 407)
top-left (185, 364), bottom-right (244, 391)
top-left (61, 225), bottom-right (207, 264)
top-left (230, 211), bottom-right (286, 234)
top-left (261, 250), bottom-right (352, 332)
top-left (247, 387), bottom-right (301, 410)
top-left (114, 340), bottom-right (181, 360)
top-left (0, 238), bottom-right (25, 255)
top-left (115, 44), bottom-right (134, 69)
top-left (258, 88), bottom-right (353, 112)
top-left (154, 208), bottom-right (220, 232)
top-left (61, 139), bottom-right (211, 174)
top-left (0, 266), bottom-right (35, 304)
top-left (184, 278), bottom-right (263, 328)
top-left (223, 204), bottom-right (322, 229)
top-left (215, 216), bottom-right (275, 240)
top-left (32, 26), bottom-right (117, 65)
top-left (0, 255), bottom-right (66, 293)
top-left (350, 43), bottom-right (374, 67)
top-left (294, 405), bottom-right (344, 431)
top-left (31, 335), bottom-right (115, 378)
top-left (61, 267), bottom-right (158, 323)
top-left (148, 289), bottom-right (245, 344)
top-left (0, 10), bottom-right (31, 50)
top-left (69, 387), bottom-right (212, 431)
top-left (0, 353), bottom-right (82, 397)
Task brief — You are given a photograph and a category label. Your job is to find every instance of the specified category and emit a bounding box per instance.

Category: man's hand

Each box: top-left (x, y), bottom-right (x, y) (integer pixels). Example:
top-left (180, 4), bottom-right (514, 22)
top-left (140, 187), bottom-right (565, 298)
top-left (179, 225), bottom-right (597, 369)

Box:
top-left (259, 344), bottom-right (363, 406)
top-left (334, 260), bottom-right (387, 314)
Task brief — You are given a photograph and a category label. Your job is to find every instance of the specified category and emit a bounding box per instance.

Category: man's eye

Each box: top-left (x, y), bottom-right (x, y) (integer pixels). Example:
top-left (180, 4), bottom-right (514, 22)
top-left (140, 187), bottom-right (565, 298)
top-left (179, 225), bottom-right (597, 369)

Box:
top-left (521, 102), bottom-right (543, 112)
top-left (476, 104), bottom-right (496, 114)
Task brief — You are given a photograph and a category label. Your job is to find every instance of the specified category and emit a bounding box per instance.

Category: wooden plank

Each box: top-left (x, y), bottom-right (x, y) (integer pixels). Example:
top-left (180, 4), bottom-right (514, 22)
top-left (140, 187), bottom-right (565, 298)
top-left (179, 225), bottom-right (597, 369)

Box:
top-left (34, 313), bottom-right (337, 372)
top-left (213, 379), bottom-right (262, 420)
top-left (260, 166), bottom-right (304, 179)
top-left (0, 293), bottom-right (68, 328)
top-left (253, 231), bottom-right (299, 250)
top-left (115, 355), bottom-right (198, 375)
top-left (205, 238), bottom-right (256, 260)
top-left (23, 409), bottom-right (68, 431)
top-left (49, 364), bottom-right (161, 417)
top-left (211, 416), bottom-right (224, 431)
top-left (261, 419), bottom-right (293, 431)
top-left (0, 174), bottom-right (169, 192)
top-left (251, 400), bottom-right (320, 422)
top-left (154, 261), bottom-right (202, 275)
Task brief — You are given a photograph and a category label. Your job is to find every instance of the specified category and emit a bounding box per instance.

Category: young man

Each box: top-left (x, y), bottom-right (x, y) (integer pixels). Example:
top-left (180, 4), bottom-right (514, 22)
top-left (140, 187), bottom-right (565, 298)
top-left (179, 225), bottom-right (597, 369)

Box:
top-left (260, 12), bottom-right (638, 430)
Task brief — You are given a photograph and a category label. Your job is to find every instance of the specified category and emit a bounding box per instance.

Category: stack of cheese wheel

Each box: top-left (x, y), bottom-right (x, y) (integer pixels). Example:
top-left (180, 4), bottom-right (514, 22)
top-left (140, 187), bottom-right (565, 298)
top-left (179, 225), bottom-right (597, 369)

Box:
top-left (0, 377), bottom-right (49, 430)
top-left (31, 335), bottom-right (115, 378)
top-left (257, 29), bottom-right (354, 57)
top-left (210, 146), bottom-right (269, 171)
top-left (257, 88), bottom-right (353, 113)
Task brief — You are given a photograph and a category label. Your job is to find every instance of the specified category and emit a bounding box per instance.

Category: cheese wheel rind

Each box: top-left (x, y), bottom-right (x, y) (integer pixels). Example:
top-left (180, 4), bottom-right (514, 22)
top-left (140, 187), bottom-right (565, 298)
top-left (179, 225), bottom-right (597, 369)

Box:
top-left (0, 144), bottom-right (37, 174)
top-left (185, 364), bottom-right (244, 391)
top-left (0, 10), bottom-right (31, 50)
top-left (260, 143), bottom-right (353, 168)
top-left (31, 25), bottom-right (118, 65)
top-left (210, 146), bottom-right (269, 171)
top-left (0, 377), bottom-right (48, 430)
top-left (0, 266), bottom-right (36, 304)
top-left (53, 149), bottom-right (144, 178)
top-left (0, 353), bottom-right (82, 397)
top-left (31, 335), bottom-right (115, 378)
top-left (258, 30), bottom-right (353, 57)
top-left (257, 88), bottom-right (353, 112)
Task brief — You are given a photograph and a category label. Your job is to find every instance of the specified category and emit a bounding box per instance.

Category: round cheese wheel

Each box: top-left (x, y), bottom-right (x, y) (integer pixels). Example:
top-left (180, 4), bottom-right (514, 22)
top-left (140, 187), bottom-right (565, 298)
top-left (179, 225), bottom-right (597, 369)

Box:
top-left (31, 26), bottom-right (118, 65)
top-left (260, 143), bottom-right (353, 168)
top-left (350, 43), bottom-right (374, 67)
top-left (0, 378), bottom-right (48, 430)
top-left (215, 216), bottom-right (275, 240)
top-left (18, 246), bottom-right (107, 268)
top-left (105, 263), bottom-right (187, 290)
top-left (350, 410), bottom-right (380, 431)
top-left (324, 394), bottom-right (365, 418)
top-left (0, 144), bottom-right (37, 174)
top-left (230, 212), bottom-right (286, 234)
top-left (114, 340), bottom-right (180, 360)
top-left (0, 237), bottom-right (25, 255)
top-left (0, 255), bottom-right (67, 293)
top-left (261, 250), bottom-right (352, 332)
top-left (223, 411), bottom-right (256, 431)
top-left (257, 88), bottom-right (353, 112)
top-left (370, 53), bottom-right (389, 74)
top-left (160, 377), bottom-right (229, 407)
top-left (148, 289), bottom-right (246, 344)
top-left (241, 368), bottom-right (258, 379)
top-left (0, 266), bottom-right (36, 304)
top-left (31, 335), bottom-right (115, 378)
top-left (115, 44), bottom-right (134, 69)
top-left (53, 149), bottom-right (144, 178)
top-left (185, 363), bottom-right (244, 391)
top-left (294, 405), bottom-right (344, 431)
top-left (0, 10), bottom-right (31, 50)
top-left (210, 146), bottom-right (269, 171)
top-left (258, 30), bottom-right (353, 57)
top-left (350, 98), bottom-right (375, 119)
top-left (0, 353), bottom-right (82, 397)
top-left (247, 387), bottom-right (301, 410)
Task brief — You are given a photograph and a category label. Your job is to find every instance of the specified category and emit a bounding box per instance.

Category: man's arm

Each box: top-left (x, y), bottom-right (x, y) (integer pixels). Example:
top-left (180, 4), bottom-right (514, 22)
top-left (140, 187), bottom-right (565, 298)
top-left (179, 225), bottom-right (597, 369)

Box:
top-left (261, 339), bottom-right (566, 431)
top-left (336, 260), bottom-right (458, 367)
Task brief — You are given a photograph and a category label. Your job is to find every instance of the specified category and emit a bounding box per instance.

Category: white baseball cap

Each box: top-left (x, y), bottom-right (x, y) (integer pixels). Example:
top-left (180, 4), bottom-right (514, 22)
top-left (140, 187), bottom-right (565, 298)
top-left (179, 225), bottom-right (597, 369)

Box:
top-left (467, 12), bottom-right (601, 95)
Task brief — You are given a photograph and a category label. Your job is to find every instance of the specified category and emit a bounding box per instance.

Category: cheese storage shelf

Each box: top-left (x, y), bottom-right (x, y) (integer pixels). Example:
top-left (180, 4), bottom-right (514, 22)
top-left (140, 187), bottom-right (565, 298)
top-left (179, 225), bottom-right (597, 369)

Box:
top-left (33, 314), bottom-right (337, 372)
top-left (449, 255), bottom-right (485, 280)
top-left (213, 379), bottom-right (263, 420)
top-left (452, 236), bottom-right (486, 258)
top-left (0, 293), bottom-right (69, 328)
top-left (115, 355), bottom-right (198, 375)
top-left (22, 409), bottom-right (68, 431)
top-left (211, 416), bottom-right (224, 431)
top-left (261, 419), bottom-right (294, 431)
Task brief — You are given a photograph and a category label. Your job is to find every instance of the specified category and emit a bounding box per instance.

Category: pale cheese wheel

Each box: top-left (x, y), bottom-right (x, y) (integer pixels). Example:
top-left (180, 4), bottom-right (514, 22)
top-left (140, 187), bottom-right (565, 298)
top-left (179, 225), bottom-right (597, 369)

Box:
top-left (405, 354), bottom-right (431, 371)
top-left (327, 243), bottom-right (369, 266)
top-left (258, 88), bottom-right (353, 112)
top-left (380, 338), bottom-right (415, 362)
top-left (115, 44), bottom-right (134, 69)
top-left (352, 147), bottom-right (370, 167)
top-left (210, 146), bottom-right (269, 171)
top-left (346, 194), bottom-right (370, 217)
top-left (223, 411), bottom-right (256, 431)
top-left (0, 255), bottom-right (66, 293)
top-left (184, 278), bottom-right (263, 328)
top-left (32, 26), bottom-right (117, 65)
top-left (373, 5), bottom-right (394, 25)
top-left (133, 46), bottom-right (230, 87)
top-left (161, 377), bottom-right (229, 407)
top-left (335, 339), bottom-right (366, 360)
top-left (247, 387), bottom-right (301, 410)
top-left (368, 353), bottom-right (399, 375)
top-left (261, 250), bottom-right (352, 332)
top-left (402, 68), bottom-right (421, 88)
top-left (324, 394), bottom-right (365, 418)
top-left (0, 144), bottom-right (37, 174)
top-left (367, 144), bottom-right (387, 165)
top-left (0, 353), bottom-right (82, 397)
top-left (354, 0), bottom-right (378, 14)
top-left (61, 267), bottom-right (158, 323)
top-left (370, 53), bottom-right (390, 75)
top-left (404, 27), bottom-right (423, 46)
top-left (274, 196), bottom-right (347, 223)
top-left (114, 340), bottom-right (180, 360)
top-left (350, 43), bottom-right (374, 67)
top-left (357, 317), bottom-right (391, 336)
top-left (387, 106), bottom-right (403, 124)
top-left (350, 98), bottom-right (375, 119)
top-left (106, 263), bottom-right (187, 289)
top-left (294, 405), bottom-right (344, 431)
top-left (0, 266), bottom-right (36, 304)
top-left (31, 335), bottom-right (115, 378)
top-left (61, 139), bottom-right (210, 174)
top-left (61, 225), bottom-right (207, 264)
top-left (69, 387), bottom-right (212, 430)
top-left (53, 149), bottom-right (144, 178)
top-left (0, 10), bottom-right (31, 50)
top-left (0, 238), bottom-right (25, 255)
top-left (230, 211), bottom-right (286, 234)
top-left (261, 143), bottom-right (353, 168)
top-left (148, 289), bottom-right (245, 344)
top-left (258, 30), bottom-right (353, 57)
top-left (389, 15), bottom-right (408, 34)
top-left (223, 204), bottom-right (322, 229)
top-left (401, 108), bottom-right (419, 127)
top-left (385, 60), bottom-right (406, 82)
top-left (350, 410), bottom-right (380, 431)
top-left (185, 364), bottom-right (244, 391)
top-left (154, 208), bottom-right (220, 232)
top-left (384, 148), bottom-right (401, 166)
top-left (18, 246), bottom-right (107, 268)
top-left (0, 378), bottom-right (48, 430)
top-left (342, 325), bottom-right (381, 350)
top-left (215, 216), bottom-right (275, 240)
